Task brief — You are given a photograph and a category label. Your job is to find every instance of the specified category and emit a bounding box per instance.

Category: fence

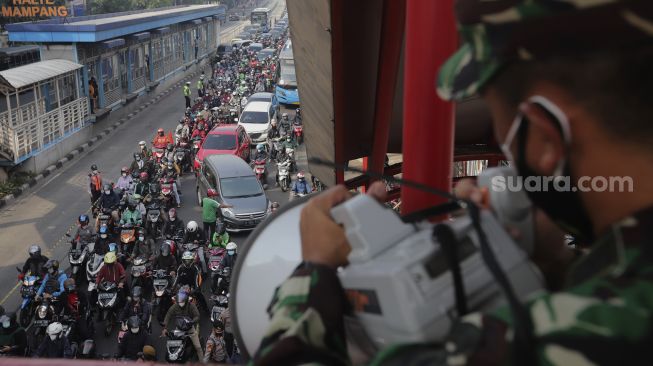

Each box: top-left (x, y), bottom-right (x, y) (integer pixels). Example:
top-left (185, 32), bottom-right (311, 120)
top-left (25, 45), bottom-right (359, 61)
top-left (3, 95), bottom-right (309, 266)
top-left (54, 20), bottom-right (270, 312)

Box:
top-left (0, 97), bottom-right (88, 163)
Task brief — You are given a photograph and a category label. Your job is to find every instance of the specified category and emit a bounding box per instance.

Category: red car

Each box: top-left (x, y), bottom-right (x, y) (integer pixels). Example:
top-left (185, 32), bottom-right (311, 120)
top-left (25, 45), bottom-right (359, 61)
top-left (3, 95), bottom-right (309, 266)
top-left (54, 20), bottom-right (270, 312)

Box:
top-left (194, 125), bottom-right (252, 170)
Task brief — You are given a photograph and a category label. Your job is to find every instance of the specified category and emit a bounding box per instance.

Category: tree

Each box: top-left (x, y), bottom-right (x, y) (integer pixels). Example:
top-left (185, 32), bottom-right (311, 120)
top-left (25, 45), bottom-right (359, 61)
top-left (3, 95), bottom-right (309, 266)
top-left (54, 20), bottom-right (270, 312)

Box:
top-left (89, 0), bottom-right (133, 15)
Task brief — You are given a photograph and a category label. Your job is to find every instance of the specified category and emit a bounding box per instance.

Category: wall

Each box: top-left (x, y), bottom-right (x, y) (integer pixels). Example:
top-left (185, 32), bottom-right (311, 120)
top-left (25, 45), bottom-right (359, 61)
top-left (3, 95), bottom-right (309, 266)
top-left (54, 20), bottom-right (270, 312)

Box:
top-left (39, 44), bottom-right (77, 62)
top-left (19, 122), bottom-right (93, 173)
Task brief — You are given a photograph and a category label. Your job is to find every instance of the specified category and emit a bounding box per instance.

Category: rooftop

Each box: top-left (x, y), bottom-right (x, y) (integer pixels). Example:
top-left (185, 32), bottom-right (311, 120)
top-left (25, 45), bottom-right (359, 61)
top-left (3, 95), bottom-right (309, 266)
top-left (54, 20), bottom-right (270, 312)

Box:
top-left (6, 4), bottom-right (224, 43)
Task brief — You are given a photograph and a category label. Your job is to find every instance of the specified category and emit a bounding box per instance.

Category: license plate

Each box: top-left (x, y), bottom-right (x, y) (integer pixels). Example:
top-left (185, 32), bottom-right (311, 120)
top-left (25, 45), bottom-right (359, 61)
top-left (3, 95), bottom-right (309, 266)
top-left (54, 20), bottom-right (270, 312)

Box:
top-left (154, 280), bottom-right (168, 286)
top-left (167, 340), bottom-right (183, 347)
top-left (34, 320), bottom-right (49, 327)
top-left (99, 293), bottom-right (115, 300)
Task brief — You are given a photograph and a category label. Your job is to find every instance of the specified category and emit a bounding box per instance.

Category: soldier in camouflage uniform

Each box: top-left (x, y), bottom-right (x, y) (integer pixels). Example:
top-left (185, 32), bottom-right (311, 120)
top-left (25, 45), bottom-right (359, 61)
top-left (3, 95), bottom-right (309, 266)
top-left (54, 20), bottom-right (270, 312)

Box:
top-left (252, 0), bottom-right (653, 365)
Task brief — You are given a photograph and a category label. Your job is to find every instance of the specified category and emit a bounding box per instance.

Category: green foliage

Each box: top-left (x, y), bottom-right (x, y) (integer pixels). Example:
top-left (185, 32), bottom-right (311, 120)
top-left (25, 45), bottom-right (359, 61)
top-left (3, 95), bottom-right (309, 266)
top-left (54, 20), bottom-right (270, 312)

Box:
top-left (0, 171), bottom-right (35, 199)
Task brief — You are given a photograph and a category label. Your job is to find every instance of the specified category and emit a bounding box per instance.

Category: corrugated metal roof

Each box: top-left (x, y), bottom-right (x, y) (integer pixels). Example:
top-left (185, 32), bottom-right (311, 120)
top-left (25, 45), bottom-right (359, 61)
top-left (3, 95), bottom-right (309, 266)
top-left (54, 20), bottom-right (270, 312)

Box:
top-left (0, 59), bottom-right (83, 90)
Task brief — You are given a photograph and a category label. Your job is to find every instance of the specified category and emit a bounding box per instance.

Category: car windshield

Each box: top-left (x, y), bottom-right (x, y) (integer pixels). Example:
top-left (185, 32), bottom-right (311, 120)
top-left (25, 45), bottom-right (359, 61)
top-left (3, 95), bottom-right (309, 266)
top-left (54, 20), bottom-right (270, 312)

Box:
top-left (249, 95), bottom-right (271, 103)
top-left (257, 50), bottom-right (274, 61)
top-left (203, 134), bottom-right (237, 150)
top-left (240, 111), bottom-right (268, 124)
top-left (220, 176), bottom-right (263, 198)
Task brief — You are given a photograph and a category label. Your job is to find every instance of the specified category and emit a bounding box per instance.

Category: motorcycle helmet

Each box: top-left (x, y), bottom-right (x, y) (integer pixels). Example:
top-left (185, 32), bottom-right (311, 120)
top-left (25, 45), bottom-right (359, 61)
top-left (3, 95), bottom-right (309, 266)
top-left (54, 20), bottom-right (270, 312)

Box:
top-left (226, 242), bottom-right (237, 256)
top-left (64, 278), bottom-right (76, 292)
top-left (167, 143), bottom-right (174, 152)
top-left (99, 225), bottom-right (108, 239)
top-left (270, 201), bottom-right (280, 212)
top-left (296, 108), bottom-right (301, 115)
top-left (187, 221), bottom-right (198, 233)
top-left (161, 157), bottom-right (169, 166)
top-left (139, 172), bottom-right (149, 182)
top-left (282, 113), bottom-right (289, 121)
top-left (45, 259), bottom-right (59, 274)
top-left (160, 243), bottom-right (171, 257)
top-left (46, 322), bottom-right (63, 341)
top-left (212, 318), bottom-right (224, 334)
top-left (177, 291), bottom-right (188, 307)
top-left (91, 164), bottom-right (98, 172)
top-left (157, 128), bottom-right (165, 136)
top-left (186, 81), bottom-right (191, 85)
top-left (0, 313), bottom-right (14, 329)
top-left (104, 251), bottom-right (117, 264)
top-left (128, 315), bottom-right (140, 334)
top-left (131, 170), bottom-right (139, 179)
top-left (127, 200), bottom-right (137, 211)
top-left (108, 242), bottom-right (117, 253)
top-left (139, 141), bottom-right (146, 148)
top-left (166, 161), bottom-right (174, 171)
top-left (134, 152), bottom-right (142, 161)
top-left (182, 251), bottom-right (194, 266)
top-left (179, 119), bottom-right (185, 124)
top-left (121, 166), bottom-right (129, 176)
top-left (150, 184), bottom-right (160, 196)
top-left (103, 184), bottom-right (112, 195)
top-left (256, 144), bottom-right (264, 153)
top-left (169, 208), bottom-right (177, 221)
top-left (28, 245), bottom-right (41, 258)
top-left (131, 286), bottom-right (143, 303)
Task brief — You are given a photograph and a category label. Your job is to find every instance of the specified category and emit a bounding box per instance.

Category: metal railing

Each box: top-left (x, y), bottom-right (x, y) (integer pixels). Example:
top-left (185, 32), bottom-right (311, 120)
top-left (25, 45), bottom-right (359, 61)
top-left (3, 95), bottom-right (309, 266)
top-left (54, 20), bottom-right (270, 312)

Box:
top-left (0, 97), bottom-right (89, 163)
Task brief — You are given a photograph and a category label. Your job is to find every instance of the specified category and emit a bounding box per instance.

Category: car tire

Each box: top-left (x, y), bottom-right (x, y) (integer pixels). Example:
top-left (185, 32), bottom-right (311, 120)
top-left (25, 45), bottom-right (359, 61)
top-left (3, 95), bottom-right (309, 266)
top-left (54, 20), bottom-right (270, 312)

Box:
top-left (197, 188), bottom-right (203, 207)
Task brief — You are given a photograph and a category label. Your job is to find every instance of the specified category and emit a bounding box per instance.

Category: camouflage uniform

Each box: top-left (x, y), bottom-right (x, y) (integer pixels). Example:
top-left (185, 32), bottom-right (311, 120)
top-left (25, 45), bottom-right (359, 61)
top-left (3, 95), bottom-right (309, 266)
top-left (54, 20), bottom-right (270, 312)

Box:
top-left (253, 1), bottom-right (653, 365)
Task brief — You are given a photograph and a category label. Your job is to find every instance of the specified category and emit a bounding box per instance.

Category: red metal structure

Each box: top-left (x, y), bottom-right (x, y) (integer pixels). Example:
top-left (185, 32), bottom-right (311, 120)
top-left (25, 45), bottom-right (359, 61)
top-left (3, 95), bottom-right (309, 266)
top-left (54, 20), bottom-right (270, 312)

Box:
top-left (401, 0), bottom-right (457, 214)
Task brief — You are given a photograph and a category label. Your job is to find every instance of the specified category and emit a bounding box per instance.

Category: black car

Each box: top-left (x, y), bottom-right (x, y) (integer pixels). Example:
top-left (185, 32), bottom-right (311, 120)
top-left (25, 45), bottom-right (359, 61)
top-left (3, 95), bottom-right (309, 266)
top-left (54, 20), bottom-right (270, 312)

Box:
top-left (197, 154), bottom-right (270, 232)
top-left (228, 14), bottom-right (240, 21)
top-left (217, 43), bottom-right (233, 60)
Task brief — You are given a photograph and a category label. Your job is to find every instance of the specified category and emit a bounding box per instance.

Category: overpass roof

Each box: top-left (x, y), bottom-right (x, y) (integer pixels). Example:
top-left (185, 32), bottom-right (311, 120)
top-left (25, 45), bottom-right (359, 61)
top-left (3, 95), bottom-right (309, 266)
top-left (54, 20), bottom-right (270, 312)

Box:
top-left (6, 4), bottom-right (224, 43)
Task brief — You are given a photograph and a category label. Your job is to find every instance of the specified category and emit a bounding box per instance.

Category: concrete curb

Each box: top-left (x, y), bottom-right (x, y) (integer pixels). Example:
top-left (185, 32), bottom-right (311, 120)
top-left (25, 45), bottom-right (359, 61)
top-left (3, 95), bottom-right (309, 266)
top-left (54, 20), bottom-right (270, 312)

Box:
top-left (0, 70), bottom-right (202, 209)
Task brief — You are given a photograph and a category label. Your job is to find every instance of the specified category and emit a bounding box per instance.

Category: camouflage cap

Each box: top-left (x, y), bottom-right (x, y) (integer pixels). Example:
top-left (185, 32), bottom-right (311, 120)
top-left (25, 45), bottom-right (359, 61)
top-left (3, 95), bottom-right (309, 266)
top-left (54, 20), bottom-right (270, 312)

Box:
top-left (437, 0), bottom-right (653, 101)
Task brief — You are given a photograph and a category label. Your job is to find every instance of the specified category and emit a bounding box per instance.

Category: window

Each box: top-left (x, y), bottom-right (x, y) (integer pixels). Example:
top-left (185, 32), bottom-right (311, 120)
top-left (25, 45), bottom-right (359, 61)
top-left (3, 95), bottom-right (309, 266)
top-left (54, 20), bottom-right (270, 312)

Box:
top-left (203, 134), bottom-right (237, 150)
top-left (220, 176), bottom-right (263, 198)
top-left (204, 166), bottom-right (217, 188)
top-left (269, 105), bottom-right (275, 118)
top-left (240, 111), bottom-right (268, 124)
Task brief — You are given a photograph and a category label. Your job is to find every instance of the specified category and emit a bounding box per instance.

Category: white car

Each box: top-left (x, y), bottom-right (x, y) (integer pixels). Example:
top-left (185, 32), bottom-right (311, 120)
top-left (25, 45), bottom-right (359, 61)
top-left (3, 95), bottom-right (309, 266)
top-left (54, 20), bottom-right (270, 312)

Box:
top-left (238, 101), bottom-right (276, 144)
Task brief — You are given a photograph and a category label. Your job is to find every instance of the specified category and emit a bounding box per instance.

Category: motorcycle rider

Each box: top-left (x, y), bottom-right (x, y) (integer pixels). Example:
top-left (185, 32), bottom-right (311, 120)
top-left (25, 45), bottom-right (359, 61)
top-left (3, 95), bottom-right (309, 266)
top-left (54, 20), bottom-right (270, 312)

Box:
top-left (130, 152), bottom-right (147, 175)
top-left (174, 251), bottom-right (200, 291)
top-left (21, 244), bottom-right (49, 278)
top-left (119, 286), bottom-right (151, 329)
top-left (270, 201), bottom-right (280, 213)
top-left (99, 184), bottom-right (121, 223)
top-left (130, 229), bottom-right (156, 262)
top-left (61, 278), bottom-right (92, 342)
top-left (115, 167), bottom-right (133, 197)
top-left (267, 119), bottom-right (281, 159)
top-left (132, 194), bottom-right (147, 217)
top-left (291, 171), bottom-right (311, 196)
top-left (120, 199), bottom-right (142, 226)
top-left (133, 172), bottom-right (150, 198)
top-left (183, 221), bottom-right (206, 245)
top-left (162, 208), bottom-right (185, 239)
top-left (253, 143), bottom-right (268, 162)
top-left (87, 164), bottom-right (103, 208)
top-left (280, 112), bottom-right (291, 134)
top-left (218, 242), bottom-right (238, 273)
top-left (0, 312), bottom-right (27, 357)
top-left (152, 128), bottom-right (173, 150)
top-left (210, 222), bottom-right (230, 249)
top-left (116, 315), bottom-right (150, 360)
top-left (162, 291), bottom-right (203, 361)
top-left (36, 260), bottom-right (67, 306)
top-left (191, 122), bottom-right (207, 140)
top-left (175, 119), bottom-right (190, 145)
top-left (204, 319), bottom-right (227, 364)
top-left (153, 243), bottom-right (177, 276)
top-left (138, 141), bottom-right (152, 160)
top-left (72, 215), bottom-right (95, 250)
top-left (94, 226), bottom-right (112, 255)
top-left (33, 322), bottom-right (74, 358)
top-left (96, 252), bottom-right (126, 308)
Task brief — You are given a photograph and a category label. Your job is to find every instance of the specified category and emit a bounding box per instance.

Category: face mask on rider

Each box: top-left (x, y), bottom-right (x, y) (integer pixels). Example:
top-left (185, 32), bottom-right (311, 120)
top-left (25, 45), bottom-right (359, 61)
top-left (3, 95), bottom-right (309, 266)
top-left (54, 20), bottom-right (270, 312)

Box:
top-left (122, 173), bottom-right (127, 177)
top-left (227, 250), bottom-right (235, 256)
top-left (178, 301), bottom-right (186, 308)
top-left (48, 268), bottom-right (56, 275)
top-left (105, 190), bottom-right (110, 195)
top-left (1, 317), bottom-right (10, 329)
top-left (131, 327), bottom-right (139, 334)
top-left (100, 234), bottom-right (107, 239)
top-left (49, 334), bottom-right (58, 341)
top-left (138, 236), bottom-right (145, 242)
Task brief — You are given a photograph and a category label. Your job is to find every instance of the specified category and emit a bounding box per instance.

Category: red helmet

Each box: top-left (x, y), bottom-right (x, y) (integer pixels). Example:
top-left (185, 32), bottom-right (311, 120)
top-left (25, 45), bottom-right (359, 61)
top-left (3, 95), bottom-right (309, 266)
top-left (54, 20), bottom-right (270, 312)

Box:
top-left (207, 189), bottom-right (218, 197)
top-left (157, 128), bottom-right (164, 133)
top-left (120, 166), bottom-right (129, 174)
top-left (139, 172), bottom-right (149, 181)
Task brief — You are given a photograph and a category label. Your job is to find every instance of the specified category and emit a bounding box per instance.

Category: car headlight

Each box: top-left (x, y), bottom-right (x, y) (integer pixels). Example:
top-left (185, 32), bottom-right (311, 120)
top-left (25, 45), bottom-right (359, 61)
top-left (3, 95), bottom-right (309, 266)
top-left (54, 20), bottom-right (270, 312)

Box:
top-left (222, 208), bottom-right (234, 218)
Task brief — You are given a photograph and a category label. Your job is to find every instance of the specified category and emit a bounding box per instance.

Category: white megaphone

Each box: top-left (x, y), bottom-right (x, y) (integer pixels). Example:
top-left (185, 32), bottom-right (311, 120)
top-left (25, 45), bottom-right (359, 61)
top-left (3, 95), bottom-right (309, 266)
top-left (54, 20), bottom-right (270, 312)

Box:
top-left (231, 166), bottom-right (542, 361)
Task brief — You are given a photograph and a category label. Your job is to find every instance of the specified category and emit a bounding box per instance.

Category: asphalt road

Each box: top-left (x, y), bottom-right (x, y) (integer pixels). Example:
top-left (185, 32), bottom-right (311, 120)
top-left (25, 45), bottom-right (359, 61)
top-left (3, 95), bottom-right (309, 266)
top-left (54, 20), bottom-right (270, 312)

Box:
top-left (0, 0), bottom-right (296, 359)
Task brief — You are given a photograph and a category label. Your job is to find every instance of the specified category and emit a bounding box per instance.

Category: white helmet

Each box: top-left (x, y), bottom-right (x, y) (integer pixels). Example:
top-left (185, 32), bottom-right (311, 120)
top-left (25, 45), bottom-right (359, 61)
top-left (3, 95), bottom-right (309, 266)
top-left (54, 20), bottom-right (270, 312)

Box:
top-left (182, 251), bottom-right (194, 261)
top-left (226, 242), bottom-right (237, 252)
top-left (187, 221), bottom-right (198, 232)
top-left (47, 322), bottom-right (63, 340)
top-left (138, 140), bottom-right (146, 146)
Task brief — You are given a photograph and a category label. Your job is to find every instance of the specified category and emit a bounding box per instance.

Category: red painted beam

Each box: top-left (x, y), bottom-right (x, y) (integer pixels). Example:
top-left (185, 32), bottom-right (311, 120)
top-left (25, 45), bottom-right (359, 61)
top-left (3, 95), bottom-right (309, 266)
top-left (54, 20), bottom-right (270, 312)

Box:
top-left (369, 0), bottom-right (406, 183)
top-left (401, 0), bottom-right (457, 216)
